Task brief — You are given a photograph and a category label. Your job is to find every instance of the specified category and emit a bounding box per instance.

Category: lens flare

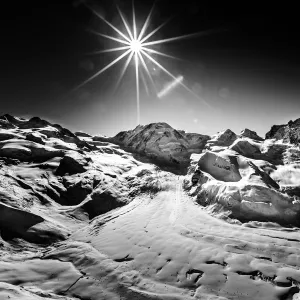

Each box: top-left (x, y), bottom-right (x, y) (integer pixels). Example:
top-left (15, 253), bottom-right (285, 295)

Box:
top-left (77, 2), bottom-right (212, 124)
top-left (157, 75), bottom-right (184, 98)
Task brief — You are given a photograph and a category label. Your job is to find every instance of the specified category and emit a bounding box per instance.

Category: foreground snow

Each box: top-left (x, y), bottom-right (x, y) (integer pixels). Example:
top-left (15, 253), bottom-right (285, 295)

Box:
top-left (2, 180), bottom-right (300, 300)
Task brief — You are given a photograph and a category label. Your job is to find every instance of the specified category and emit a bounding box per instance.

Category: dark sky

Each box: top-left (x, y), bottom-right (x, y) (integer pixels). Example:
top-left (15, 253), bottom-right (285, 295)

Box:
top-left (1, 1), bottom-right (300, 137)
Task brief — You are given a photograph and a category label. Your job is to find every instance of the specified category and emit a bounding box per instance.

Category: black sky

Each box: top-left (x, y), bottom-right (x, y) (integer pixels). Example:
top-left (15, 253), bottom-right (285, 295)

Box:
top-left (1, 1), bottom-right (300, 136)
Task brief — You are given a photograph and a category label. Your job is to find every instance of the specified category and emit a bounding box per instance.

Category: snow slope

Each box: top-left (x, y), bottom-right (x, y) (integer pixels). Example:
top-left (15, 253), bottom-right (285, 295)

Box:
top-left (0, 114), bottom-right (300, 300)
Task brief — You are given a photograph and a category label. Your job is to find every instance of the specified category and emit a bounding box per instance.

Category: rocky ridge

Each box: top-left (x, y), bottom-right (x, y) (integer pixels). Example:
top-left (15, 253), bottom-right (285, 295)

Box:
top-left (266, 117), bottom-right (300, 145)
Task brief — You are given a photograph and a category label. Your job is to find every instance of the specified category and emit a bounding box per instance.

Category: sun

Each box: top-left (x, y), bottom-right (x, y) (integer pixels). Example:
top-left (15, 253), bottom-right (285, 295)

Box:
top-left (76, 2), bottom-right (212, 124)
top-left (130, 39), bottom-right (142, 53)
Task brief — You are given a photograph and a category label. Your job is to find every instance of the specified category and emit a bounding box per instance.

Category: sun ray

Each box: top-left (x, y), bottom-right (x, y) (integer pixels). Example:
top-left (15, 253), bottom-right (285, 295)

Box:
top-left (141, 49), bottom-right (211, 108)
top-left (87, 45), bottom-right (131, 55)
top-left (117, 6), bottom-right (134, 40)
top-left (140, 17), bottom-right (172, 43)
top-left (137, 2), bottom-right (155, 41)
top-left (137, 51), bottom-right (158, 93)
top-left (74, 49), bottom-right (131, 91)
top-left (140, 69), bottom-right (150, 96)
top-left (142, 28), bottom-right (220, 46)
top-left (86, 4), bottom-right (131, 43)
top-left (78, 4), bottom-right (215, 124)
top-left (141, 50), bottom-right (180, 82)
top-left (113, 51), bottom-right (134, 94)
top-left (141, 46), bottom-right (179, 60)
top-left (132, 1), bottom-right (137, 40)
top-left (88, 29), bottom-right (130, 45)
top-left (135, 52), bottom-right (140, 124)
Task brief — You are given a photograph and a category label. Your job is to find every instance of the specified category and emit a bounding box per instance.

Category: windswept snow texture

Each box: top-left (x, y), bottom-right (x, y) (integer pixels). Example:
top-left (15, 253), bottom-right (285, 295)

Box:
top-left (0, 114), bottom-right (300, 300)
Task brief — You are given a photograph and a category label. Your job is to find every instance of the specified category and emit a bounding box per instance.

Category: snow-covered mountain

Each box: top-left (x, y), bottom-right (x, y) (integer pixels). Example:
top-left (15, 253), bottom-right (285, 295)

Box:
top-left (95, 122), bottom-right (210, 174)
top-left (1, 114), bottom-right (300, 300)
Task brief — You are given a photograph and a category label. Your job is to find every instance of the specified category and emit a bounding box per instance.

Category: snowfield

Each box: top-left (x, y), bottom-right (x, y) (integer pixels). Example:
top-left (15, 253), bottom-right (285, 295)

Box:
top-left (0, 114), bottom-right (300, 300)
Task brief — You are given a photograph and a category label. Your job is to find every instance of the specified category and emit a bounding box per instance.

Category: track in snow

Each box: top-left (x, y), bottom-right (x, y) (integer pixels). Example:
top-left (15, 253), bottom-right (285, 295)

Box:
top-left (69, 176), bottom-right (300, 300)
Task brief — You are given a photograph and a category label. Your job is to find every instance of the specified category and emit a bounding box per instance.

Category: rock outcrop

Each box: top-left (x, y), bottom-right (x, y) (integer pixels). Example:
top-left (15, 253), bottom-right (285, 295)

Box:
top-left (240, 128), bottom-right (263, 141)
top-left (188, 129), bottom-right (300, 226)
top-left (207, 129), bottom-right (237, 148)
top-left (265, 117), bottom-right (300, 144)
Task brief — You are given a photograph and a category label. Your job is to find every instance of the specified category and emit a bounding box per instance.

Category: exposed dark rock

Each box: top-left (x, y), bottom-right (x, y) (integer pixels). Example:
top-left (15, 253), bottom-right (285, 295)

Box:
top-left (240, 128), bottom-right (264, 141)
top-left (266, 118), bottom-right (300, 144)
top-left (25, 132), bottom-right (45, 144)
top-left (82, 189), bottom-right (125, 219)
top-left (56, 151), bottom-right (90, 176)
top-left (75, 131), bottom-right (92, 137)
top-left (281, 186), bottom-right (300, 198)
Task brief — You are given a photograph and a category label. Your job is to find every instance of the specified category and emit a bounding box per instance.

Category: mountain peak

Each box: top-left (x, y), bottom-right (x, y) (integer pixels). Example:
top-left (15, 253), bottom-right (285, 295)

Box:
top-left (240, 128), bottom-right (263, 141)
top-left (133, 122), bottom-right (173, 132)
top-left (111, 122), bottom-right (210, 174)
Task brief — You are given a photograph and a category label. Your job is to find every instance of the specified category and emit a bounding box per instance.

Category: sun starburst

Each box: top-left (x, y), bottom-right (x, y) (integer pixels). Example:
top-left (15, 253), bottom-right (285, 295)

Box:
top-left (76, 2), bottom-right (212, 125)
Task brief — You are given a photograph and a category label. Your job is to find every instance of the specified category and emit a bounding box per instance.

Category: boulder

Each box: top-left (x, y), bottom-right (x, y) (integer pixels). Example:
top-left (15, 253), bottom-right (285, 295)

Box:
top-left (56, 151), bottom-right (91, 176)
top-left (60, 171), bottom-right (101, 205)
top-left (82, 189), bottom-right (125, 219)
top-left (198, 151), bottom-right (242, 182)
